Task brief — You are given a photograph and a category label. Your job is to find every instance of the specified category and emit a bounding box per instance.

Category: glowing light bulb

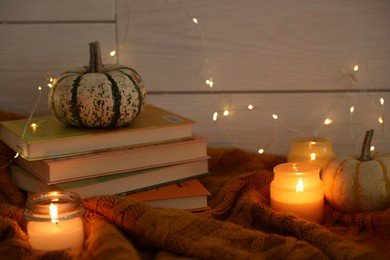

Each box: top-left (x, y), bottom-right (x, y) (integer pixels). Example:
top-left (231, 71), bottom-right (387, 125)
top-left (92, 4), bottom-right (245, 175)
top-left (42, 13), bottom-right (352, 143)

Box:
top-left (205, 78), bottom-right (213, 88)
top-left (30, 123), bottom-right (37, 131)
top-left (192, 18), bottom-right (198, 24)
top-left (258, 148), bottom-right (264, 154)
top-left (223, 110), bottom-right (229, 116)
top-left (380, 97), bottom-right (384, 105)
top-left (353, 64), bottom-right (359, 71)
top-left (48, 77), bottom-right (54, 88)
top-left (370, 146), bottom-right (375, 152)
top-left (109, 50), bottom-right (117, 56)
top-left (378, 116), bottom-right (384, 124)
top-left (272, 114), bottom-right (278, 120)
top-left (212, 112), bottom-right (218, 122)
top-left (38, 86), bottom-right (42, 91)
top-left (350, 106), bottom-right (355, 113)
top-left (324, 118), bottom-right (333, 125)
top-left (248, 104), bottom-right (254, 110)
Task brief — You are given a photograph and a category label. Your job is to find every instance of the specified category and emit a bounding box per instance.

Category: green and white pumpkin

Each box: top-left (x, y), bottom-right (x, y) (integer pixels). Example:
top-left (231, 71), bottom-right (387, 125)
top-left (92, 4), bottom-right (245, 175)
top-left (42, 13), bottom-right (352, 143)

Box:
top-left (49, 41), bottom-right (146, 128)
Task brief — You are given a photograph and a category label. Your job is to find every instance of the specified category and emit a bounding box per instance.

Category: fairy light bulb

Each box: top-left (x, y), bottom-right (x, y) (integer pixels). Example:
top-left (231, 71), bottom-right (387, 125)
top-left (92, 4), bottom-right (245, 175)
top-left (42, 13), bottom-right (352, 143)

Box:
top-left (248, 104), bottom-right (254, 110)
top-left (109, 50), bottom-right (117, 56)
top-left (353, 64), bottom-right (359, 71)
top-left (272, 114), bottom-right (278, 120)
top-left (212, 112), bottom-right (218, 122)
top-left (47, 77), bottom-right (54, 88)
top-left (192, 18), bottom-right (198, 24)
top-left (205, 78), bottom-right (213, 88)
top-left (370, 146), bottom-right (375, 152)
top-left (324, 118), bottom-right (333, 125)
top-left (378, 116), bottom-right (384, 124)
top-left (223, 110), bottom-right (229, 116)
top-left (350, 106), bottom-right (355, 113)
top-left (258, 148), bottom-right (265, 154)
top-left (30, 123), bottom-right (37, 131)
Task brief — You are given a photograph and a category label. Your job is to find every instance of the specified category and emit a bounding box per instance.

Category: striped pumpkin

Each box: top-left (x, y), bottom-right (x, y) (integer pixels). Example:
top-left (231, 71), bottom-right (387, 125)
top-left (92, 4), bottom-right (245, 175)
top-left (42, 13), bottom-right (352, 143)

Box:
top-left (322, 130), bottom-right (390, 213)
top-left (49, 41), bottom-right (146, 128)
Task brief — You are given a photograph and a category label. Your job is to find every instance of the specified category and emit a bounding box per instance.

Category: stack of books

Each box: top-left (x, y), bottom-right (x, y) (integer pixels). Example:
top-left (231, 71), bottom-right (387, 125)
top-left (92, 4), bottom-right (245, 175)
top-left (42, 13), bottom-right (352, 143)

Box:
top-left (0, 104), bottom-right (210, 211)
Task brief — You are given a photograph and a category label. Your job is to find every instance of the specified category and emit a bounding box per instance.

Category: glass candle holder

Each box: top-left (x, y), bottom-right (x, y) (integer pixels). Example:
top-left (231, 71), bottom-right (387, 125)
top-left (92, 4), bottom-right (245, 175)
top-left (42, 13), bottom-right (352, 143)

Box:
top-left (270, 162), bottom-right (324, 223)
top-left (287, 136), bottom-right (335, 171)
top-left (23, 190), bottom-right (85, 253)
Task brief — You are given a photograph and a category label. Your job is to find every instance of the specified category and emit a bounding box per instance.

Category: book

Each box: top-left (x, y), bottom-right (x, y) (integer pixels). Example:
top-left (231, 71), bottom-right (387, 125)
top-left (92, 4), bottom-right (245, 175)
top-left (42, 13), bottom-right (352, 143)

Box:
top-left (0, 104), bottom-right (195, 161)
top-left (16, 135), bottom-right (208, 184)
top-left (126, 178), bottom-right (210, 211)
top-left (10, 159), bottom-right (209, 199)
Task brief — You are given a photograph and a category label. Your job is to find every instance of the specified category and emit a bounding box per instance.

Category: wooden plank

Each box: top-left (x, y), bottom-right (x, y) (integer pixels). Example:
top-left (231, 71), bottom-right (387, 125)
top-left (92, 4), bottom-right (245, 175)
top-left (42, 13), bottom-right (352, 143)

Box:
top-left (0, 24), bottom-right (116, 116)
top-left (0, 0), bottom-right (115, 22)
top-left (147, 92), bottom-right (390, 156)
top-left (117, 0), bottom-right (390, 92)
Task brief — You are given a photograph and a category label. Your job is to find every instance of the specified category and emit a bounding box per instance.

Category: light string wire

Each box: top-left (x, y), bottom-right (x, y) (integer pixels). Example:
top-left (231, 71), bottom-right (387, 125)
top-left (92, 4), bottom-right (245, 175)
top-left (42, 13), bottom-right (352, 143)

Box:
top-left (0, 86), bottom-right (43, 170)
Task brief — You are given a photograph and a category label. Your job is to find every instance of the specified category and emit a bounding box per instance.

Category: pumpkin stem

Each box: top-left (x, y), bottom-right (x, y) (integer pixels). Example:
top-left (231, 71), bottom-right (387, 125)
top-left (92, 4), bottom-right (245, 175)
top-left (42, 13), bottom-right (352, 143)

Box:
top-left (88, 41), bottom-right (103, 73)
top-left (358, 129), bottom-right (374, 162)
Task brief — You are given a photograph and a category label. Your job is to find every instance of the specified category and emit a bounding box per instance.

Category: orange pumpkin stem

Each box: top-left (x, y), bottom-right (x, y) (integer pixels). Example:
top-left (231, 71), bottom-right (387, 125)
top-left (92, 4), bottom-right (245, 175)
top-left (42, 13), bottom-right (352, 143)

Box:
top-left (358, 129), bottom-right (374, 162)
top-left (88, 41), bottom-right (103, 73)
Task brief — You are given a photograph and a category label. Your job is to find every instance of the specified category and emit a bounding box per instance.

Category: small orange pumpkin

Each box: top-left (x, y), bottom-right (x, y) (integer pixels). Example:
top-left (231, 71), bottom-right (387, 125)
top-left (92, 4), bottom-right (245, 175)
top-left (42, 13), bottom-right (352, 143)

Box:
top-left (322, 129), bottom-right (390, 213)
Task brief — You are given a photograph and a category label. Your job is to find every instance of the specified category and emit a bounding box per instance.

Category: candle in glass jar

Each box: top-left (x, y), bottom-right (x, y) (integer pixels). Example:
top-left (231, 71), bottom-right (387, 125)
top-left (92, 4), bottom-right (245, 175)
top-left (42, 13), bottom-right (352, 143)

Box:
top-left (23, 191), bottom-right (84, 252)
top-left (270, 162), bottom-right (324, 223)
top-left (27, 214), bottom-right (84, 251)
top-left (287, 136), bottom-right (335, 171)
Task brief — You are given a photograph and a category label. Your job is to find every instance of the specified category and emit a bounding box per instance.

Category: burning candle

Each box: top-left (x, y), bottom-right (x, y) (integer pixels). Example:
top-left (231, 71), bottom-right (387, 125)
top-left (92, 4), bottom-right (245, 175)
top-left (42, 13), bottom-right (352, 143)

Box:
top-left (270, 162), bottom-right (324, 223)
top-left (287, 136), bottom-right (335, 171)
top-left (23, 191), bottom-right (84, 252)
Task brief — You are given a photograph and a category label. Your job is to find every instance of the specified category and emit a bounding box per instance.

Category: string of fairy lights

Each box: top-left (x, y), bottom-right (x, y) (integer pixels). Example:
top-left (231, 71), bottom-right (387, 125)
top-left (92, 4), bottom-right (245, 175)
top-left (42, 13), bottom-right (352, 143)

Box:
top-left (0, 1), bottom-right (387, 172)
top-left (169, 4), bottom-right (386, 154)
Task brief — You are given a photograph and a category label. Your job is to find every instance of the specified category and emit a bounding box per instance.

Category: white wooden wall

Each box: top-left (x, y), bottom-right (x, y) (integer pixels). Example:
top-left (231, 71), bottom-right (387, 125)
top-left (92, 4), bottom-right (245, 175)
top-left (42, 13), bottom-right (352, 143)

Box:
top-left (0, 0), bottom-right (389, 156)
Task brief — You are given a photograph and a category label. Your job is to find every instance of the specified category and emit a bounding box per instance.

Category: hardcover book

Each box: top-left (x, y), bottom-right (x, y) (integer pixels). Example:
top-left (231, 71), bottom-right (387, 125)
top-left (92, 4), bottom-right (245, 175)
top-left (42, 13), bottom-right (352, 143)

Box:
top-left (0, 104), bottom-right (194, 161)
top-left (126, 178), bottom-right (210, 211)
top-left (16, 135), bottom-right (208, 184)
top-left (10, 159), bottom-right (209, 199)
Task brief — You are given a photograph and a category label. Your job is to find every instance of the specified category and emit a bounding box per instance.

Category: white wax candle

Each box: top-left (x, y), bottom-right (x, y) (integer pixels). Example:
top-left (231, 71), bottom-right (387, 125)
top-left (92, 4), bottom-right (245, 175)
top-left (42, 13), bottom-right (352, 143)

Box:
top-left (270, 162), bottom-right (324, 223)
top-left (27, 217), bottom-right (84, 252)
top-left (287, 137), bottom-right (335, 171)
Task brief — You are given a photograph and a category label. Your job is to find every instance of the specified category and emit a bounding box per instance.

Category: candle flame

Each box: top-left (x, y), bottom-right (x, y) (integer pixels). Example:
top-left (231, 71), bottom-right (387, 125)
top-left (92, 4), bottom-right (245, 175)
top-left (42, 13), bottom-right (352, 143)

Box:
top-left (310, 152), bottom-right (316, 161)
top-left (296, 178), bottom-right (304, 193)
top-left (50, 203), bottom-right (58, 224)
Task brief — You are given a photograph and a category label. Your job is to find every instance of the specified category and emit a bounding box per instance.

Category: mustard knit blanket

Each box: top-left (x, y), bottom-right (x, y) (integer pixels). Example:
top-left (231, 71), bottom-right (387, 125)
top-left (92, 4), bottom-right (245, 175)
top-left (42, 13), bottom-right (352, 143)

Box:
top-left (1, 111), bottom-right (389, 259)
